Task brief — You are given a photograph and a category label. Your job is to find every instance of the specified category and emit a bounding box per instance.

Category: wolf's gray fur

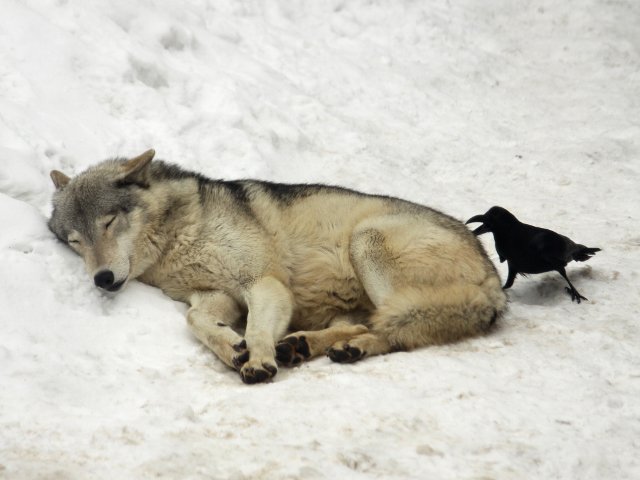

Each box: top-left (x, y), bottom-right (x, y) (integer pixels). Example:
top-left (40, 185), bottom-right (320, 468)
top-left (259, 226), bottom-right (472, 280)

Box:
top-left (49, 150), bottom-right (507, 384)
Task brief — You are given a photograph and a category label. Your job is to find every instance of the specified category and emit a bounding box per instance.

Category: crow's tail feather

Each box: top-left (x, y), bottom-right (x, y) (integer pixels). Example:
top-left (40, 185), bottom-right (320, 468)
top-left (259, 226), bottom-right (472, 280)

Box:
top-left (573, 246), bottom-right (601, 262)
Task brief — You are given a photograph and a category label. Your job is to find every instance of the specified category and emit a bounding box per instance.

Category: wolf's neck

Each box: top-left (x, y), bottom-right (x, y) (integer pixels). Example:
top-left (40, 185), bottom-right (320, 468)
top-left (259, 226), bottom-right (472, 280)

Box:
top-left (133, 180), bottom-right (202, 279)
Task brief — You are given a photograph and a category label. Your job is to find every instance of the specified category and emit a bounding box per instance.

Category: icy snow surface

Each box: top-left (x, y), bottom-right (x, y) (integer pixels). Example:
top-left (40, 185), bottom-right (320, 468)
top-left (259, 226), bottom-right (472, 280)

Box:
top-left (1, 1), bottom-right (639, 478)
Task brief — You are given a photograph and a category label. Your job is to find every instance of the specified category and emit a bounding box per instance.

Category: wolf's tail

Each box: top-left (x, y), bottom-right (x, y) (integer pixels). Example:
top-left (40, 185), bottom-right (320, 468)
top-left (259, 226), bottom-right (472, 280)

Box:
top-left (572, 246), bottom-right (601, 262)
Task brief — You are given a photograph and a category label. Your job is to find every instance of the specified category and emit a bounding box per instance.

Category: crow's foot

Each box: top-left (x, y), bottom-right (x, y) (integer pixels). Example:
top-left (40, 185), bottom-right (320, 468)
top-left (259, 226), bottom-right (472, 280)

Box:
top-left (565, 286), bottom-right (588, 304)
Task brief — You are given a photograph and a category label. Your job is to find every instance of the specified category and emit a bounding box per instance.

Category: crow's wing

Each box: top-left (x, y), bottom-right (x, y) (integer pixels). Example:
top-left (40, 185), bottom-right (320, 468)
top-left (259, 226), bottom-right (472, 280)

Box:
top-left (528, 230), bottom-right (570, 267)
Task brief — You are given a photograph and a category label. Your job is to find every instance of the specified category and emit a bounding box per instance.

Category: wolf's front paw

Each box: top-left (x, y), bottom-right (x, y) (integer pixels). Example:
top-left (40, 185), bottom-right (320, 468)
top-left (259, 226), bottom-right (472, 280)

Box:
top-left (232, 341), bottom-right (278, 384)
top-left (275, 335), bottom-right (310, 367)
top-left (240, 363), bottom-right (277, 384)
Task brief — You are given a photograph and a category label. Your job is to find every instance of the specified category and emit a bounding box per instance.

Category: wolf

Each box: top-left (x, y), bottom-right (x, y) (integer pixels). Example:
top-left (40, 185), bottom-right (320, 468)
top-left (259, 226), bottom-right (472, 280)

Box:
top-left (48, 149), bottom-right (507, 384)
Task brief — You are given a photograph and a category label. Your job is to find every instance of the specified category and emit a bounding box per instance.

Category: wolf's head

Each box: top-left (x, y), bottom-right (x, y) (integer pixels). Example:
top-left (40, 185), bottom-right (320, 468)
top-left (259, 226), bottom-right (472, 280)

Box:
top-left (48, 150), bottom-right (156, 293)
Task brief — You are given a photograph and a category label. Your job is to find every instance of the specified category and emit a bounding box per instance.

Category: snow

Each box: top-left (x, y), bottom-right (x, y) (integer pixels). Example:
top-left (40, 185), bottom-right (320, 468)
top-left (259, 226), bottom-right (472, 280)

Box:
top-left (1, 0), bottom-right (639, 478)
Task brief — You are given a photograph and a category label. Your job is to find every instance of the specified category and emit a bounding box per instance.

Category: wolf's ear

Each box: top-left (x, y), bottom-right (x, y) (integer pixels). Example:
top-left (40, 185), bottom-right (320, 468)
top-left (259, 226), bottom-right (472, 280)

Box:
top-left (120, 149), bottom-right (155, 186)
top-left (50, 170), bottom-right (70, 190)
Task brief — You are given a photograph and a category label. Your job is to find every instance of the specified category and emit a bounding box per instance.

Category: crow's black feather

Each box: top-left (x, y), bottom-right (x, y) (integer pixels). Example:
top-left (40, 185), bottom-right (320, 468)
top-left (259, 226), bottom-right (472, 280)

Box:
top-left (466, 206), bottom-right (600, 303)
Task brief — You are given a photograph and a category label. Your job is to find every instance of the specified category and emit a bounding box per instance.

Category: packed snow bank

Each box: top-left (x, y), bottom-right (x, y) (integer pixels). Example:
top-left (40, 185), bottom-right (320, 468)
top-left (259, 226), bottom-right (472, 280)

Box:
top-left (1, 1), bottom-right (639, 479)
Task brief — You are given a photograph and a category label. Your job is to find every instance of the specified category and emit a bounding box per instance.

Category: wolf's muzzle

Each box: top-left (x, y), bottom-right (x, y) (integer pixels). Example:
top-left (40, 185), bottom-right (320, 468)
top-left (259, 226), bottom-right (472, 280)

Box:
top-left (94, 269), bottom-right (125, 292)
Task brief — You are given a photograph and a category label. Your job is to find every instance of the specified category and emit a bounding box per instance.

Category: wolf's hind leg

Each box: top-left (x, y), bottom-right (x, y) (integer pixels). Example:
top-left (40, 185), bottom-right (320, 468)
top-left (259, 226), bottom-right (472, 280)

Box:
top-left (328, 283), bottom-right (503, 363)
top-left (349, 227), bottom-right (395, 306)
top-left (276, 315), bottom-right (368, 367)
top-left (187, 291), bottom-right (244, 369)
top-left (342, 224), bottom-right (505, 364)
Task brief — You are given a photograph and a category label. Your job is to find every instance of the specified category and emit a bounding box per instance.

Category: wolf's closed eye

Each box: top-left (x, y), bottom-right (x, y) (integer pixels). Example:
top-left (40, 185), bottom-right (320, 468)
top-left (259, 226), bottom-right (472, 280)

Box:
top-left (105, 215), bottom-right (117, 230)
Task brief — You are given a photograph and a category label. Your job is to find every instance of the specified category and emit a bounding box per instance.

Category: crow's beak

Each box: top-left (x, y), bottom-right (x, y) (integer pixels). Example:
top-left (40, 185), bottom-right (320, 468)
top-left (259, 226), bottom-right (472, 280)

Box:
top-left (465, 215), bottom-right (490, 235)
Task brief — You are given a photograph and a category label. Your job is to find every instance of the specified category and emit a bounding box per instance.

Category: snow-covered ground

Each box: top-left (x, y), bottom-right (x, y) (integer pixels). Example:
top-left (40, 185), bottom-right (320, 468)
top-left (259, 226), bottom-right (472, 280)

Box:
top-left (1, 0), bottom-right (639, 478)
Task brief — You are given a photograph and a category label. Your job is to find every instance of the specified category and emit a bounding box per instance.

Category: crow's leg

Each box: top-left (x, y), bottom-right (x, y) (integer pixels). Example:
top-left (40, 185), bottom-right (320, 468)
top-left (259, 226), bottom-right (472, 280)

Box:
top-left (557, 267), bottom-right (587, 303)
top-left (503, 263), bottom-right (517, 289)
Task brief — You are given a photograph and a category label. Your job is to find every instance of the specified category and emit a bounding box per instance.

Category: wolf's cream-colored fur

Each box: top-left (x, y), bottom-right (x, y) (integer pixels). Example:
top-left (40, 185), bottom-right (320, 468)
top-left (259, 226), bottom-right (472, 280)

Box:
top-left (49, 150), bottom-right (507, 383)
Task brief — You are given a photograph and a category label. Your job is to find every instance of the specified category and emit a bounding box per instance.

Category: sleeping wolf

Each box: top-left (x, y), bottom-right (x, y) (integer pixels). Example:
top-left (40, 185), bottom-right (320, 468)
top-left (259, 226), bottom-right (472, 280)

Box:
top-left (48, 150), bottom-right (507, 384)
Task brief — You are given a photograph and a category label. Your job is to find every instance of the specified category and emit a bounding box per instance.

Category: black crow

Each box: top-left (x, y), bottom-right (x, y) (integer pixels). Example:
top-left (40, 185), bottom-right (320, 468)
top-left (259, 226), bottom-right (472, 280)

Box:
top-left (466, 206), bottom-right (600, 303)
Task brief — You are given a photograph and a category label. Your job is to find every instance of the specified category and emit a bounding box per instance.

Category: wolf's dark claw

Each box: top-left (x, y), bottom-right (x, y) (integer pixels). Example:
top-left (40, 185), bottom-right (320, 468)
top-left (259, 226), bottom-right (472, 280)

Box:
top-left (233, 340), bottom-right (247, 352)
top-left (263, 363), bottom-right (278, 377)
top-left (232, 350), bottom-right (249, 370)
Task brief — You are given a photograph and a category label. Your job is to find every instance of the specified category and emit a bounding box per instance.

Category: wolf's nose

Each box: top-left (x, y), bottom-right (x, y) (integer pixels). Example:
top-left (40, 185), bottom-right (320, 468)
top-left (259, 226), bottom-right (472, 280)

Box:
top-left (94, 270), bottom-right (115, 289)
